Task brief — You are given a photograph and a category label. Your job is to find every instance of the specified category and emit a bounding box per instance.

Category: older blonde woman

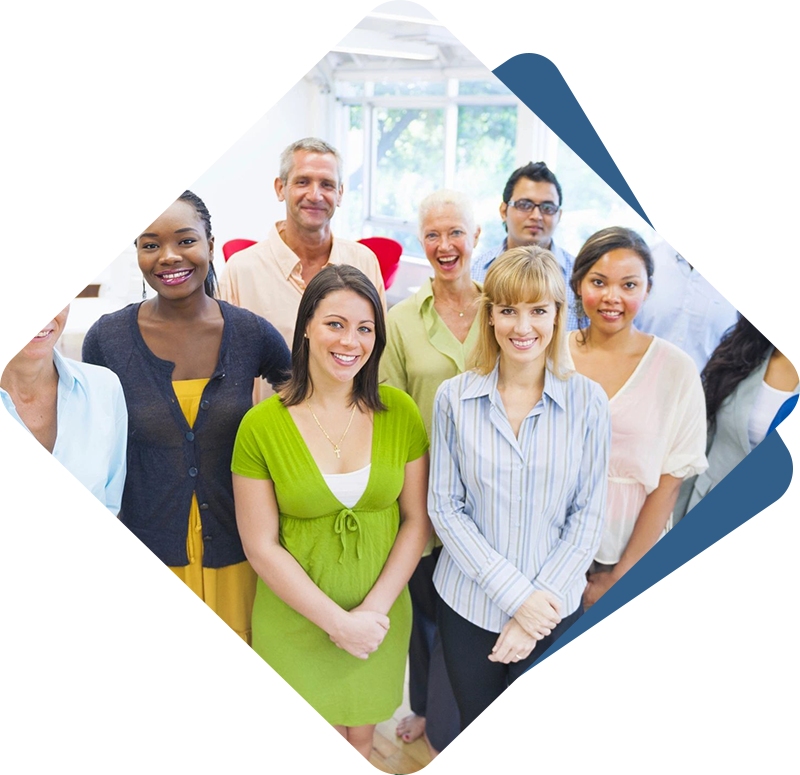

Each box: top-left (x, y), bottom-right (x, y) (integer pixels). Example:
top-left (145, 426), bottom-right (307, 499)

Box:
top-left (429, 246), bottom-right (610, 730)
top-left (380, 189), bottom-right (482, 753)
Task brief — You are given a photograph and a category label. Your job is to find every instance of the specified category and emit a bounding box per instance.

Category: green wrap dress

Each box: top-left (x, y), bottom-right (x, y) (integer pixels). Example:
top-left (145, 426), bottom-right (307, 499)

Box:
top-left (232, 385), bottom-right (428, 726)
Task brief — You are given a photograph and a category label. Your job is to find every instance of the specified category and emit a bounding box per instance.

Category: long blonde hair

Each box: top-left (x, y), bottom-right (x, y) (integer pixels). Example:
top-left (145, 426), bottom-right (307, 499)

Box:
top-left (469, 245), bottom-right (572, 379)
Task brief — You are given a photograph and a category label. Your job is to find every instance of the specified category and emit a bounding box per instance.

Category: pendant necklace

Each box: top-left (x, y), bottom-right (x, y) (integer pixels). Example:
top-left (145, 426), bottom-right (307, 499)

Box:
top-left (306, 399), bottom-right (357, 459)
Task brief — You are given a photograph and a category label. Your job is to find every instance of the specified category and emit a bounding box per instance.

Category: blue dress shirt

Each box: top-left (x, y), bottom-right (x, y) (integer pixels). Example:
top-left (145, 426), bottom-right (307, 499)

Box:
top-left (1, 349), bottom-right (127, 514)
top-left (428, 364), bottom-right (610, 631)
top-left (635, 241), bottom-right (739, 372)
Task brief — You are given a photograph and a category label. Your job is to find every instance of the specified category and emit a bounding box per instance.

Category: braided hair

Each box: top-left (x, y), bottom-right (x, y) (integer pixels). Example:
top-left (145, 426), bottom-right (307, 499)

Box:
top-left (178, 190), bottom-right (218, 298)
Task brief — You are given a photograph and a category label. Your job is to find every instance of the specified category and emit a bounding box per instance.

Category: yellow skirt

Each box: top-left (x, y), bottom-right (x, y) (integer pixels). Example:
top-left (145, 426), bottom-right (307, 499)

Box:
top-left (169, 494), bottom-right (257, 644)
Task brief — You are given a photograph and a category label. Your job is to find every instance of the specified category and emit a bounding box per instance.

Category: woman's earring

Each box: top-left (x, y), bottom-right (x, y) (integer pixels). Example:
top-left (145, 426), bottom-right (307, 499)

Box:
top-left (141, 277), bottom-right (147, 301)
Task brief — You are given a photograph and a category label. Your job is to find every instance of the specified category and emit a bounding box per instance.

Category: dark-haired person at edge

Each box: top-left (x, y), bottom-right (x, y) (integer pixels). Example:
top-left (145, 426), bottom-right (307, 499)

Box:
top-left (471, 161), bottom-right (583, 330)
top-left (82, 191), bottom-right (290, 642)
top-left (1, 306), bottom-right (127, 514)
top-left (429, 246), bottom-right (609, 731)
top-left (674, 315), bottom-right (798, 521)
top-left (380, 189), bottom-right (482, 755)
top-left (567, 227), bottom-right (708, 610)
top-left (232, 265), bottom-right (431, 760)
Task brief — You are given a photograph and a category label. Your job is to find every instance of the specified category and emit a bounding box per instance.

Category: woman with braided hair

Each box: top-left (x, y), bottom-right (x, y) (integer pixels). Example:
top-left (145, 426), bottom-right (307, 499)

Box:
top-left (83, 191), bottom-right (290, 642)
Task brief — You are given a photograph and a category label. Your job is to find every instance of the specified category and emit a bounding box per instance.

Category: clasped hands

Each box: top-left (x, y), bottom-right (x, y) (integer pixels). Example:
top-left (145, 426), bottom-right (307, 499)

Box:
top-left (489, 589), bottom-right (561, 665)
top-left (329, 603), bottom-right (390, 661)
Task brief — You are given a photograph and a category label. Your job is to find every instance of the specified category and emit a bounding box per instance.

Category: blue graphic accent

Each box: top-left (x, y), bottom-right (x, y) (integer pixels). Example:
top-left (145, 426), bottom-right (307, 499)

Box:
top-left (494, 54), bottom-right (652, 226)
top-left (493, 52), bottom-right (796, 670)
top-left (537, 428), bottom-right (793, 663)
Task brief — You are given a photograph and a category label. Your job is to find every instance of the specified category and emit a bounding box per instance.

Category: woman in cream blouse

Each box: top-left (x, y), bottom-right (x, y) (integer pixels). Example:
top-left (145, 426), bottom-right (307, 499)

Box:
top-left (568, 227), bottom-right (708, 609)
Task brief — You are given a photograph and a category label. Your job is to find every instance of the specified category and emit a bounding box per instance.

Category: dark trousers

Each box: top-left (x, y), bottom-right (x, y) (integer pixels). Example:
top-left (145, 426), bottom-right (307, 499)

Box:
top-left (438, 600), bottom-right (582, 732)
top-left (406, 548), bottom-right (461, 751)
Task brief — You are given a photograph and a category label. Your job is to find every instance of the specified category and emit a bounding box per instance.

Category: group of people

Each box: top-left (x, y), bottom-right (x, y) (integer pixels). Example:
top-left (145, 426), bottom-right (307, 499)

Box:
top-left (2, 137), bottom-right (797, 764)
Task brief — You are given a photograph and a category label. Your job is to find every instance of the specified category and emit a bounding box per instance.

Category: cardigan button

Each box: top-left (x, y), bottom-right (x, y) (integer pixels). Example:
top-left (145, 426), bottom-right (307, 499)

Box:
top-left (199, 502), bottom-right (209, 510)
top-left (185, 431), bottom-right (195, 441)
top-left (188, 467), bottom-right (198, 477)
top-left (200, 400), bottom-right (210, 410)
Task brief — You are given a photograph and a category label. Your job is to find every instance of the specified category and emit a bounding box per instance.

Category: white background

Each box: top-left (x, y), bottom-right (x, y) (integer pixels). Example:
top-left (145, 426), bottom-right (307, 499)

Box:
top-left (1, 1), bottom-right (796, 772)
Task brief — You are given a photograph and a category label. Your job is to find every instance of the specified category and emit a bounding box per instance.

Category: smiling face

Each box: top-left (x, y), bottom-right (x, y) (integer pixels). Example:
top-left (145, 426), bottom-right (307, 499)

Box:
top-left (137, 200), bottom-right (213, 300)
top-left (305, 289), bottom-right (376, 387)
top-left (578, 248), bottom-right (650, 334)
top-left (420, 203), bottom-right (480, 285)
top-left (20, 306), bottom-right (70, 361)
top-left (500, 178), bottom-right (562, 250)
top-left (490, 297), bottom-right (556, 371)
top-left (275, 150), bottom-right (343, 234)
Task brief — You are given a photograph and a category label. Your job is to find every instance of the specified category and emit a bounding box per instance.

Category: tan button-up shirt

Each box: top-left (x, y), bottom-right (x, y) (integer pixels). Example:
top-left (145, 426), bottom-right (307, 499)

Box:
top-left (219, 221), bottom-right (386, 403)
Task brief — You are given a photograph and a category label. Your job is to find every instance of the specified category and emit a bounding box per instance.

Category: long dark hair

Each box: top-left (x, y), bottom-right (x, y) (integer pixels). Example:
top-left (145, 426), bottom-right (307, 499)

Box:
top-left (279, 265), bottom-right (387, 412)
top-left (702, 315), bottom-right (772, 429)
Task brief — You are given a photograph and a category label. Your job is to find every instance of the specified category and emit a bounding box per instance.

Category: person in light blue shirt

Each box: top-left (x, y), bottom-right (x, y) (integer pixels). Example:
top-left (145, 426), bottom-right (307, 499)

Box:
top-left (1, 306), bottom-right (127, 515)
top-left (430, 245), bottom-right (610, 731)
top-left (634, 240), bottom-right (739, 372)
top-left (470, 161), bottom-right (583, 330)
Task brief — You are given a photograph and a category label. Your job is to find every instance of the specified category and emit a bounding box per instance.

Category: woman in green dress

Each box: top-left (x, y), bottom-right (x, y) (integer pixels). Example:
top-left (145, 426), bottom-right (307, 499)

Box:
top-left (232, 265), bottom-right (431, 759)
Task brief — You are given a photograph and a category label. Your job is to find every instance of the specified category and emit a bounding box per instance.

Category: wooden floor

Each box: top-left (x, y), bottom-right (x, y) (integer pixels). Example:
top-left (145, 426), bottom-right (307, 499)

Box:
top-left (368, 664), bottom-right (434, 773)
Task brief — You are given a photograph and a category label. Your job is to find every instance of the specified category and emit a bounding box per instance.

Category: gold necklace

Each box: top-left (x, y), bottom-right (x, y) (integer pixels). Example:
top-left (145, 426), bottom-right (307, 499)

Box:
top-left (434, 288), bottom-right (479, 318)
top-left (305, 398), bottom-right (357, 459)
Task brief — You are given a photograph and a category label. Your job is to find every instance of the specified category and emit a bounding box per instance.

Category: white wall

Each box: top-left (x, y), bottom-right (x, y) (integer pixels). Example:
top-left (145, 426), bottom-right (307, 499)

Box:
top-left (190, 75), bottom-right (337, 252)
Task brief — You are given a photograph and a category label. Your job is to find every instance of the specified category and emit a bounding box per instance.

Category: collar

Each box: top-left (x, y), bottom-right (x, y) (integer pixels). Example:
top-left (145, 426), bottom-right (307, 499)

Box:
top-left (52, 348), bottom-right (78, 393)
top-left (270, 221), bottom-right (340, 280)
top-left (412, 277), bottom-right (435, 313)
top-left (460, 361), bottom-right (567, 410)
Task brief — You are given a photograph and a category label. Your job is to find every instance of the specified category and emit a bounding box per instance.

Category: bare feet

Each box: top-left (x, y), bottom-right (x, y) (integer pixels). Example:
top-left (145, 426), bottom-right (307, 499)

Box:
top-left (395, 713), bottom-right (426, 744)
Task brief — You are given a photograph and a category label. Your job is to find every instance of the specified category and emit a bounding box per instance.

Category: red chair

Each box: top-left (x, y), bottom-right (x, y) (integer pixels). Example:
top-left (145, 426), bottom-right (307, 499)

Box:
top-left (358, 237), bottom-right (402, 291)
top-left (222, 238), bottom-right (257, 262)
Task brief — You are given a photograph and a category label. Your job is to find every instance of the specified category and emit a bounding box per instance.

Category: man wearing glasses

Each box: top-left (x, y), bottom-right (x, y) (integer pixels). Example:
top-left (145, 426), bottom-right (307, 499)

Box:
top-left (472, 161), bottom-right (581, 330)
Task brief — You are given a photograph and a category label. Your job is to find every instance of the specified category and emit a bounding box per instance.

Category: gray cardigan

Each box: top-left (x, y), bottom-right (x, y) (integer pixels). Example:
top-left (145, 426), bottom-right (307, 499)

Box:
top-left (83, 300), bottom-right (290, 567)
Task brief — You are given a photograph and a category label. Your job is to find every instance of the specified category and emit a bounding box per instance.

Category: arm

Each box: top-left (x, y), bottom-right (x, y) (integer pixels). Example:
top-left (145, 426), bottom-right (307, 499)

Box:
top-left (81, 321), bottom-right (105, 367)
top-left (379, 313), bottom-right (408, 393)
top-left (233, 474), bottom-right (389, 659)
top-left (256, 316), bottom-right (291, 390)
top-left (518, 387), bottom-right (610, 627)
top-left (584, 473), bottom-right (682, 609)
top-left (356, 454), bottom-right (431, 616)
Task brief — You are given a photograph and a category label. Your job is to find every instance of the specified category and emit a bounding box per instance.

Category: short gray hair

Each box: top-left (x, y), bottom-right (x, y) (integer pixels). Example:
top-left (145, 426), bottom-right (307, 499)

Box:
top-left (278, 137), bottom-right (344, 186)
top-left (418, 189), bottom-right (477, 236)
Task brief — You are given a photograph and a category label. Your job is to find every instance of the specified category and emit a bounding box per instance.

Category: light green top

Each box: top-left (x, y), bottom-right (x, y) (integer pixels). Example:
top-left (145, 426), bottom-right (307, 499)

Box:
top-left (381, 277), bottom-right (482, 438)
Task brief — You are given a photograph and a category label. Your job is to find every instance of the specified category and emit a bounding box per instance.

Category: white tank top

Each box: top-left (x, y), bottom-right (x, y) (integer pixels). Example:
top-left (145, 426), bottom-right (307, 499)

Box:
top-left (321, 464), bottom-right (371, 508)
top-left (747, 381), bottom-right (796, 449)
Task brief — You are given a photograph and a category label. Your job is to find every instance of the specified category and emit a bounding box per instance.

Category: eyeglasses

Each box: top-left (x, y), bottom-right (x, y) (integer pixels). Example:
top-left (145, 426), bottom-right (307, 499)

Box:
top-left (507, 199), bottom-right (560, 216)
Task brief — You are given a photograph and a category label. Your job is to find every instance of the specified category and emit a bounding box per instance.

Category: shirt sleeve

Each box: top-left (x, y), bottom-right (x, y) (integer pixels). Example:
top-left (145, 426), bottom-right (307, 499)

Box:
top-left (231, 406), bottom-right (272, 480)
top-left (662, 353), bottom-right (709, 479)
top-left (256, 315), bottom-right (291, 390)
top-left (427, 380), bottom-right (539, 617)
top-left (81, 321), bottom-right (105, 367)
top-left (531, 386), bottom-right (610, 601)
top-left (380, 311), bottom-right (409, 393)
top-left (399, 391), bottom-right (428, 462)
top-left (217, 261), bottom-right (238, 305)
top-left (104, 374), bottom-right (128, 516)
